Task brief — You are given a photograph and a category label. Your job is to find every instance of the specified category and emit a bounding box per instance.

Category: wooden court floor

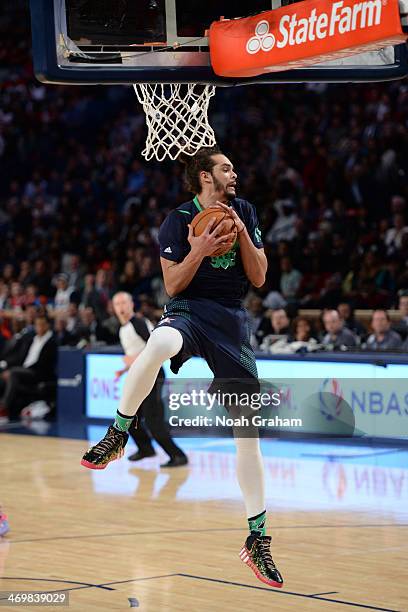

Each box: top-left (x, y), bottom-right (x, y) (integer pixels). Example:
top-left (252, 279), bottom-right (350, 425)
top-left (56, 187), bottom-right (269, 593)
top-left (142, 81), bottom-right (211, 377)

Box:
top-left (0, 433), bottom-right (407, 611)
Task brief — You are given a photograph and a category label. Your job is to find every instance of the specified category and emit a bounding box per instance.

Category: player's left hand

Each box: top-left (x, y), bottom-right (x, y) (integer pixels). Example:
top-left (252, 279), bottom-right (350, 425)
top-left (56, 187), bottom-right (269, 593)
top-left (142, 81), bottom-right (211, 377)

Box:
top-left (215, 201), bottom-right (245, 234)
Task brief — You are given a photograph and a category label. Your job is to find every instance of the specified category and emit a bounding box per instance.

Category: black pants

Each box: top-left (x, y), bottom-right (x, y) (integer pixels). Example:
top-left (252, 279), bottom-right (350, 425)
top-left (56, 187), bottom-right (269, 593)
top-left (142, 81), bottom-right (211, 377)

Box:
top-left (1, 367), bottom-right (40, 421)
top-left (129, 375), bottom-right (185, 459)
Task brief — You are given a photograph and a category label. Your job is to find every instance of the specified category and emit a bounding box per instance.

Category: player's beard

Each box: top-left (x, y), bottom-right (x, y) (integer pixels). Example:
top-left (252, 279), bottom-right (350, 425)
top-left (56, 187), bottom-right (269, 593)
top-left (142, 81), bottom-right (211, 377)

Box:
top-left (212, 176), bottom-right (235, 201)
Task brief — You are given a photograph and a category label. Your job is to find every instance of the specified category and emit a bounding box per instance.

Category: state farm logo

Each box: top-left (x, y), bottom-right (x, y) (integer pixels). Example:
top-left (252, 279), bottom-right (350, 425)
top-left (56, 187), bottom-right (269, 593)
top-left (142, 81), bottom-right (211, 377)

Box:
top-left (246, 20), bottom-right (276, 54)
top-left (245, 0), bottom-right (383, 54)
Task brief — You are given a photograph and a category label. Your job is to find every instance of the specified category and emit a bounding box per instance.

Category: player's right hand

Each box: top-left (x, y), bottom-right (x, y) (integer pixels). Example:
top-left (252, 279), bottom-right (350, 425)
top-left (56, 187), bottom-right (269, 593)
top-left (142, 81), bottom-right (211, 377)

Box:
top-left (187, 218), bottom-right (235, 257)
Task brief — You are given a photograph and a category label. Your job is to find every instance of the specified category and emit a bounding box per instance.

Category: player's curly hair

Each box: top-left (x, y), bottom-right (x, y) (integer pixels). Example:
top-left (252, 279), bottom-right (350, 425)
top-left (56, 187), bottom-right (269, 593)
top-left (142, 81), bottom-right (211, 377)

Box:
top-left (179, 146), bottom-right (222, 194)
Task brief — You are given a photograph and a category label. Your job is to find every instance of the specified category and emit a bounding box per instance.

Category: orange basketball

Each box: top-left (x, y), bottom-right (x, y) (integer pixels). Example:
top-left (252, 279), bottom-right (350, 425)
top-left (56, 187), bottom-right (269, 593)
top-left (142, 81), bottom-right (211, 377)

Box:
top-left (191, 207), bottom-right (237, 257)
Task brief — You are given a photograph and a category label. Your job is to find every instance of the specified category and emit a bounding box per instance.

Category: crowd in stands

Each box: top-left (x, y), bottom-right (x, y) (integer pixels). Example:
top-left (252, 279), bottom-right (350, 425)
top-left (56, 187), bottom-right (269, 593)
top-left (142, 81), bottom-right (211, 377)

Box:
top-left (246, 293), bottom-right (408, 353)
top-left (1, 3), bottom-right (408, 369)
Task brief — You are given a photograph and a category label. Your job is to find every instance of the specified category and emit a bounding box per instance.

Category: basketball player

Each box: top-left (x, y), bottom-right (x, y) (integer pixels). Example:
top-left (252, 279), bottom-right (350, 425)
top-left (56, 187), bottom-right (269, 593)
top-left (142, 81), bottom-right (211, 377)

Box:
top-left (81, 146), bottom-right (283, 588)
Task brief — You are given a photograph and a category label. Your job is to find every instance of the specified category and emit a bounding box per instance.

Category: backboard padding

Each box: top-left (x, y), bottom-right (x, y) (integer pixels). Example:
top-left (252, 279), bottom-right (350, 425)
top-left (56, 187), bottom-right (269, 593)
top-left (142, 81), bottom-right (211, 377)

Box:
top-left (30, 0), bottom-right (408, 84)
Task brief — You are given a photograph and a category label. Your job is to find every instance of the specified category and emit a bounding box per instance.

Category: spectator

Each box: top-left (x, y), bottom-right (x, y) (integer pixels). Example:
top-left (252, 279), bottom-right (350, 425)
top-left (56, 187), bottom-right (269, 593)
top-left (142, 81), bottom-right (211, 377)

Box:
top-left (265, 199), bottom-right (298, 244)
top-left (298, 255), bottom-right (331, 308)
top-left (1, 265), bottom-right (15, 285)
top-left (270, 309), bottom-right (291, 336)
top-left (65, 302), bottom-right (81, 338)
top-left (76, 307), bottom-right (113, 346)
top-left (259, 308), bottom-right (291, 352)
top-left (279, 256), bottom-right (302, 303)
top-left (101, 300), bottom-right (120, 341)
top-left (138, 295), bottom-right (162, 326)
top-left (262, 290), bottom-right (287, 310)
top-left (53, 274), bottom-right (75, 312)
top-left (337, 302), bottom-right (367, 338)
top-left (25, 284), bottom-right (41, 308)
top-left (364, 310), bottom-right (402, 351)
top-left (392, 290), bottom-right (408, 340)
top-left (7, 282), bottom-right (25, 312)
top-left (0, 316), bottom-right (12, 357)
top-left (94, 269), bottom-right (111, 319)
top-left (80, 274), bottom-right (107, 321)
top-left (319, 273), bottom-right (344, 309)
top-left (384, 213), bottom-right (408, 256)
top-left (30, 260), bottom-right (52, 298)
top-left (321, 309), bottom-right (358, 349)
top-left (118, 260), bottom-right (138, 294)
top-left (290, 316), bottom-right (317, 343)
top-left (54, 316), bottom-right (74, 346)
top-left (354, 251), bottom-right (394, 308)
top-left (0, 281), bottom-right (8, 310)
top-left (0, 313), bottom-right (57, 421)
top-left (64, 254), bottom-right (84, 291)
top-left (22, 305), bottom-right (39, 335)
top-left (18, 261), bottom-right (33, 287)
top-left (246, 295), bottom-right (272, 348)
top-left (132, 256), bottom-right (156, 300)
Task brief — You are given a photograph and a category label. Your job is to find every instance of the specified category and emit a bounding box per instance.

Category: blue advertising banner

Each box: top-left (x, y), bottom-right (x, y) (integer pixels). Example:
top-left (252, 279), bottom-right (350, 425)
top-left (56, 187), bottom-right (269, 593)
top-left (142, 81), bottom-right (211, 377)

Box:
top-left (83, 353), bottom-right (408, 439)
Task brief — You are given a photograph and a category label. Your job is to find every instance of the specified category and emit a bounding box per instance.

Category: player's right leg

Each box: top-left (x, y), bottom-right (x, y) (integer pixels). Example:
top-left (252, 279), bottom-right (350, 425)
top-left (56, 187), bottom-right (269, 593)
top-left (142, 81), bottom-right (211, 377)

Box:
top-left (81, 327), bottom-right (183, 469)
top-left (232, 419), bottom-right (283, 588)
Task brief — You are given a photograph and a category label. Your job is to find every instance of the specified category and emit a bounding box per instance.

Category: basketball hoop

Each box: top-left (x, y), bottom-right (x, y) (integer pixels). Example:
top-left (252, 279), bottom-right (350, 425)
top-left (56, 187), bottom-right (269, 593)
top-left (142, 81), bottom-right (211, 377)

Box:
top-left (133, 83), bottom-right (217, 162)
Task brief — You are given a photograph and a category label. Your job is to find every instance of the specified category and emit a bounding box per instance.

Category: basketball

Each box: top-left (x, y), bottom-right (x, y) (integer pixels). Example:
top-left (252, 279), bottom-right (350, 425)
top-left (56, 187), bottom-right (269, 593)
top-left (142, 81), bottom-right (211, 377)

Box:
top-left (191, 207), bottom-right (237, 257)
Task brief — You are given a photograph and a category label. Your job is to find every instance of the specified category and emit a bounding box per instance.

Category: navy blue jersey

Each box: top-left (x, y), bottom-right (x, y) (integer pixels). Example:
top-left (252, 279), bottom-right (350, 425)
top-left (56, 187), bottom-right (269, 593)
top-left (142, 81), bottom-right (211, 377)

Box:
top-left (158, 197), bottom-right (263, 306)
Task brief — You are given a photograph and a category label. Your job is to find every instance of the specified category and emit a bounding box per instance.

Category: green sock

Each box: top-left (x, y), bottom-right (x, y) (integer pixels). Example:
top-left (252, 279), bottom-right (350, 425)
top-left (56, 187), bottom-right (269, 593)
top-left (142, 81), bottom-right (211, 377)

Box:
top-left (113, 410), bottom-right (133, 432)
top-left (248, 510), bottom-right (267, 537)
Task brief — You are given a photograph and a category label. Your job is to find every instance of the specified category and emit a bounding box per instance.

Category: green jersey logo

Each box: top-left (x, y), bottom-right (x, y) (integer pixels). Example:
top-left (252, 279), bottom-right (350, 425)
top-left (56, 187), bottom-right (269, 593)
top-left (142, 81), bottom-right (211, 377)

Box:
top-left (210, 242), bottom-right (239, 270)
top-left (254, 227), bottom-right (262, 243)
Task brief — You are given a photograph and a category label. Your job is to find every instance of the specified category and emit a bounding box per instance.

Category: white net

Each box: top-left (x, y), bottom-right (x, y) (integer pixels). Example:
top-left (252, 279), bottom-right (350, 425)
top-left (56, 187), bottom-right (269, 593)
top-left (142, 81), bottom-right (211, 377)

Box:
top-left (133, 83), bottom-right (217, 162)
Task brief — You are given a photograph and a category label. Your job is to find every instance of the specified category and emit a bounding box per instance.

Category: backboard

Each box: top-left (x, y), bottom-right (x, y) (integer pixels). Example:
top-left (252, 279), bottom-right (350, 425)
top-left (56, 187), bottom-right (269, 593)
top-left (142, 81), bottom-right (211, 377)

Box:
top-left (30, 0), bottom-right (408, 84)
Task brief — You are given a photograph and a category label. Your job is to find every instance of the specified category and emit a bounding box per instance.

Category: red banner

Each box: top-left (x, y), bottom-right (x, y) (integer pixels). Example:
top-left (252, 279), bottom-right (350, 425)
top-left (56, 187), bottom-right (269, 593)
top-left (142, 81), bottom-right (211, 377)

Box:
top-left (209, 0), bottom-right (406, 77)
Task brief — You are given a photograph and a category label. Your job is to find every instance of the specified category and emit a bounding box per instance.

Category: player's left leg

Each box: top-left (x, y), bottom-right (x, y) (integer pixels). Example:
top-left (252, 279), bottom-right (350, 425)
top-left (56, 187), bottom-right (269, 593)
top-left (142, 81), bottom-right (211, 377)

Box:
top-left (81, 326), bottom-right (183, 469)
top-left (233, 427), bottom-right (283, 588)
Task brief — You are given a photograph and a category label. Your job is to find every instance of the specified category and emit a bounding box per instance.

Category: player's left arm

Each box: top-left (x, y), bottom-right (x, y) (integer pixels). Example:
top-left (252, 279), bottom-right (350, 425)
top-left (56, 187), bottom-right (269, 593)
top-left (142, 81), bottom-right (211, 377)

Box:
top-left (216, 201), bottom-right (267, 287)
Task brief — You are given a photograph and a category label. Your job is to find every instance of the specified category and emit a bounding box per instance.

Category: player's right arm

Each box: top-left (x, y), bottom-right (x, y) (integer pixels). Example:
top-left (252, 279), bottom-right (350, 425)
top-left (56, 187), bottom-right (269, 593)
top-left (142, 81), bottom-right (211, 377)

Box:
top-left (160, 217), bottom-right (234, 297)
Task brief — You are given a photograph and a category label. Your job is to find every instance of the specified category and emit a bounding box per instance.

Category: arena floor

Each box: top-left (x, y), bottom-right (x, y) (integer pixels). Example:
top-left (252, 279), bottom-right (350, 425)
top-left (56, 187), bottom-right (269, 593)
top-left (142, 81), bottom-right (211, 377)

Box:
top-left (0, 429), bottom-right (407, 611)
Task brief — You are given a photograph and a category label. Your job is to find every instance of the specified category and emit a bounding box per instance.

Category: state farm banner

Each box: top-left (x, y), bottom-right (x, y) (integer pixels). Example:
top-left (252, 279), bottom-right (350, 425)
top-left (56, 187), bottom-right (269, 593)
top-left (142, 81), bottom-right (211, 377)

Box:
top-left (209, 0), bottom-right (406, 77)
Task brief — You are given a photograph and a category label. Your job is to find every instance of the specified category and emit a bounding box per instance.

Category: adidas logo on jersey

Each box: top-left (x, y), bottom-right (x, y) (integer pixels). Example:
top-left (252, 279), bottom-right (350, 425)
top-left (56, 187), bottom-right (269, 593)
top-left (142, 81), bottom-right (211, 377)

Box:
top-left (164, 247), bottom-right (172, 253)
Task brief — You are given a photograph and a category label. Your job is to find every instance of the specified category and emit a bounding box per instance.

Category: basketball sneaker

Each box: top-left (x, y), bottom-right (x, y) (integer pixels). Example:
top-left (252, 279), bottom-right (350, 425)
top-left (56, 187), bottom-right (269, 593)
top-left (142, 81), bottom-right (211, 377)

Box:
top-left (239, 532), bottom-right (283, 588)
top-left (81, 426), bottom-right (129, 470)
top-left (0, 512), bottom-right (9, 537)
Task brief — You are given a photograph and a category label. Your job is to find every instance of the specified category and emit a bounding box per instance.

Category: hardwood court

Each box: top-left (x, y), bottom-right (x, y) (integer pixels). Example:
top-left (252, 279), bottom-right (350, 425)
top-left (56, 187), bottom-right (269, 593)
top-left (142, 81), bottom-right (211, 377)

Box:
top-left (1, 432), bottom-right (407, 611)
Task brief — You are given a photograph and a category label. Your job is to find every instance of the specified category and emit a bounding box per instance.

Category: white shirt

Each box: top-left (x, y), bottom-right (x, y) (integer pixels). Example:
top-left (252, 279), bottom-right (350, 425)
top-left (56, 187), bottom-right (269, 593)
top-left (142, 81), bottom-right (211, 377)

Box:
top-left (23, 331), bottom-right (53, 368)
top-left (119, 319), bottom-right (150, 356)
top-left (54, 287), bottom-right (74, 311)
top-left (385, 227), bottom-right (408, 252)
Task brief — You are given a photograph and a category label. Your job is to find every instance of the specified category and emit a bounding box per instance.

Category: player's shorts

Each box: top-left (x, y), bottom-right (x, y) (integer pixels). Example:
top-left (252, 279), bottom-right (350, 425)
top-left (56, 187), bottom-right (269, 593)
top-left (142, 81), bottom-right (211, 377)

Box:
top-left (155, 296), bottom-right (260, 400)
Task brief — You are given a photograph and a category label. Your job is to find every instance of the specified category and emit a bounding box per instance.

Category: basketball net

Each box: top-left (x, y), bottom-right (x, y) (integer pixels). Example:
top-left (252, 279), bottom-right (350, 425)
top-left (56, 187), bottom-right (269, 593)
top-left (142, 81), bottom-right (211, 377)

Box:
top-left (133, 83), bottom-right (216, 162)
